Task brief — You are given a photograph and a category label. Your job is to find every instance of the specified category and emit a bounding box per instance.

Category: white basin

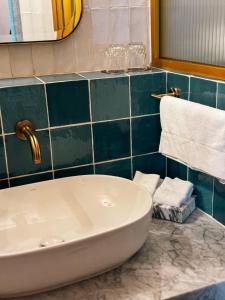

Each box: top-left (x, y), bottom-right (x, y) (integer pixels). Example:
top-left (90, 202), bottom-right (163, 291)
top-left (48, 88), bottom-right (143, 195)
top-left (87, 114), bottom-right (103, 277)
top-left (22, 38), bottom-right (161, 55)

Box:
top-left (0, 175), bottom-right (152, 298)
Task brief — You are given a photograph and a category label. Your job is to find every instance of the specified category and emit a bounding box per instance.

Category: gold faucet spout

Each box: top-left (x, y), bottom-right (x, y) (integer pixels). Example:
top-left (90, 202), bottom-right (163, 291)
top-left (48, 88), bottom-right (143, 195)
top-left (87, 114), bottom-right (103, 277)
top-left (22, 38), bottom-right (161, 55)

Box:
top-left (15, 120), bottom-right (42, 165)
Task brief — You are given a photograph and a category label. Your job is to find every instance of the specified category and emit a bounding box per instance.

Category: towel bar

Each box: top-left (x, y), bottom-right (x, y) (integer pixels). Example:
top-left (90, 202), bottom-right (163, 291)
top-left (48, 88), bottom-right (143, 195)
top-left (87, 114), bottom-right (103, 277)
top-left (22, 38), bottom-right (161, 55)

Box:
top-left (151, 88), bottom-right (180, 100)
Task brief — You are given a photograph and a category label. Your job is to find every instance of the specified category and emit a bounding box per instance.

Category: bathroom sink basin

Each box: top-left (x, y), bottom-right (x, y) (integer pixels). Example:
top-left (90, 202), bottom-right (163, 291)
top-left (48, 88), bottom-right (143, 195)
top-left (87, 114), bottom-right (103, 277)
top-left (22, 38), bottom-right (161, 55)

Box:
top-left (0, 175), bottom-right (152, 298)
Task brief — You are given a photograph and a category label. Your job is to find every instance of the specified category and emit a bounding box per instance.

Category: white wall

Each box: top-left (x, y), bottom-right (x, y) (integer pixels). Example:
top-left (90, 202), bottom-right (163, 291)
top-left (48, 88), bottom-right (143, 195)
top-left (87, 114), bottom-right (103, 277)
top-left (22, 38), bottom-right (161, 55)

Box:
top-left (0, 0), bottom-right (11, 43)
top-left (19, 0), bottom-right (56, 41)
top-left (0, 0), bottom-right (151, 79)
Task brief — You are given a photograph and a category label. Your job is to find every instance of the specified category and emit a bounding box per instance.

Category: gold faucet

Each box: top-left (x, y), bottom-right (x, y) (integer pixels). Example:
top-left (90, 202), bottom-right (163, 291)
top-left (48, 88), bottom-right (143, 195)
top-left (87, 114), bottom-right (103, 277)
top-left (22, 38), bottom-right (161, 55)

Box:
top-left (15, 120), bottom-right (42, 165)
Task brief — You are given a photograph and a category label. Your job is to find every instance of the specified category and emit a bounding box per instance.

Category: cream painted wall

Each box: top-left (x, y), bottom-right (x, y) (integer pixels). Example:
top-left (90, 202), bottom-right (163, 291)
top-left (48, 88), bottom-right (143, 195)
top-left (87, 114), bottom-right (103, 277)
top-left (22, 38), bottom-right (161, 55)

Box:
top-left (0, 0), bottom-right (151, 79)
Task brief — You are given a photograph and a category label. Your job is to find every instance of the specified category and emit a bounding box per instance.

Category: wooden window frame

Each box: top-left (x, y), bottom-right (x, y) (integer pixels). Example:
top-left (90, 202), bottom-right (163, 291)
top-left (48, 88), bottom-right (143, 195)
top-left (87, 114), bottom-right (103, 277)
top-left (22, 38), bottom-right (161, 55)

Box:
top-left (151, 0), bottom-right (225, 81)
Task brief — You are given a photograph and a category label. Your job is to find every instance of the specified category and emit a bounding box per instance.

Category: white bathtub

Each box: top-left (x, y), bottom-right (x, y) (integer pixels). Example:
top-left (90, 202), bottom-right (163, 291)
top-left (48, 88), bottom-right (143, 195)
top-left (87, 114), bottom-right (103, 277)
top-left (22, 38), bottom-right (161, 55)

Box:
top-left (0, 175), bottom-right (152, 298)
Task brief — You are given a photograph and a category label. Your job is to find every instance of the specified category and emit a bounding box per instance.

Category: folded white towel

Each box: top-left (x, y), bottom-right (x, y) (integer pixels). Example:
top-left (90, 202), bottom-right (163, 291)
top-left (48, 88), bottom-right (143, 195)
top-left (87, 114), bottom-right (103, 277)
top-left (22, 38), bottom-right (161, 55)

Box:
top-left (159, 96), bottom-right (225, 182)
top-left (133, 171), bottom-right (160, 196)
top-left (153, 177), bottom-right (194, 208)
top-left (154, 189), bottom-right (187, 207)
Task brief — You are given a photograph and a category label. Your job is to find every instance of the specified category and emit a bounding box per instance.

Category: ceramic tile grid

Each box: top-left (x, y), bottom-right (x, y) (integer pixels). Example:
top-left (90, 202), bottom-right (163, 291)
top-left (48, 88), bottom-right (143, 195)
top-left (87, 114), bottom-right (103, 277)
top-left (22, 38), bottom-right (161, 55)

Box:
top-left (165, 70), bottom-right (225, 226)
top-left (0, 69), bottom-right (166, 191)
top-left (0, 69), bottom-right (225, 228)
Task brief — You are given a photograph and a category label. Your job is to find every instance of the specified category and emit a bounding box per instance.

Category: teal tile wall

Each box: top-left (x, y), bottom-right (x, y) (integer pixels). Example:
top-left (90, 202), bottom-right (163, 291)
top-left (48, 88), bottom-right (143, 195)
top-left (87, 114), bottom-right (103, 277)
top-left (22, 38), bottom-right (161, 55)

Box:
top-left (166, 71), bottom-right (225, 225)
top-left (1, 69), bottom-right (224, 227)
top-left (0, 70), bottom-right (166, 188)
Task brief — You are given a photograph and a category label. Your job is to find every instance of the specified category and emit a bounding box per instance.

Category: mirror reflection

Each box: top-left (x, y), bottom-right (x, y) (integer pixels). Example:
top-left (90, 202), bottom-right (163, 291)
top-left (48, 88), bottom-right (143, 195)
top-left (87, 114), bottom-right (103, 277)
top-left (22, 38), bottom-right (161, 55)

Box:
top-left (0, 0), bottom-right (82, 43)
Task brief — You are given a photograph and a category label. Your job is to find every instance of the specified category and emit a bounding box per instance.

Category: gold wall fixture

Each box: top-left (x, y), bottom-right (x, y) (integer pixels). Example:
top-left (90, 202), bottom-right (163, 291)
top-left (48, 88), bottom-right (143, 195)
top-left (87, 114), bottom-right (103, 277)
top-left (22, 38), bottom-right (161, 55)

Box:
top-left (151, 88), bottom-right (180, 100)
top-left (15, 120), bottom-right (42, 165)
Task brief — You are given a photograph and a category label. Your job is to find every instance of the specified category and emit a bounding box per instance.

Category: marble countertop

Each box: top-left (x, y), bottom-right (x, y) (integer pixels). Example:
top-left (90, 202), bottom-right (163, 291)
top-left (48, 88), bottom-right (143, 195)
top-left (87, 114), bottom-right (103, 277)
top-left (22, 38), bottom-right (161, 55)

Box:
top-left (13, 209), bottom-right (225, 300)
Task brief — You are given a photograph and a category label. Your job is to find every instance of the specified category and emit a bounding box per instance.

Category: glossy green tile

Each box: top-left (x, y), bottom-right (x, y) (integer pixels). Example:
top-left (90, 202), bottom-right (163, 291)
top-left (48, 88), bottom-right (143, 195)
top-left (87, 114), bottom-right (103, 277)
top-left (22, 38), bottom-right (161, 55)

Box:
top-left (38, 74), bottom-right (83, 83)
top-left (90, 77), bottom-right (129, 121)
top-left (46, 80), bottom-right (90, 126)
top-left (95, 159), bottom-right (131, 179)
top-left (80, 72), bottom-right (127, 80)
top-left (10, 172), bottom-right (53, 187)
top-left (55, 165), bottom-right (94, 179)
top-left (167, 72), bottom-right (189, 100)
top-left (0, 77), bottom-right (41, 88)
top-left (132, 115), bottom-right (161, 156)
top-left (0, 137), bottom-right (7, 180)
top-left (93, 120), bottom-right (130, 163)
top-left (217, 83), bottom-right (225, 111)
top-left (6, 131), bottom-right (52, 177)
top-left (0, 180), bottom-right (9, 189)
top-left (130, 72), bottom-right (166, 116)
top-left (190, 77), bottom-right (217, 108)
top-left (188, 170), bottom-right (213, 215)
top-left (133, 153), bottom-right (166, 179)
top-left (213, 179), bottom-right (225, 225)
top-left (167, 158), bottom-right (188, 180)
top-left (51, 125), bottom-right (93, 169)
top-left (0, 85), bottom-right (48, 133)
top-left (128, 68), bottom-right (163, 76)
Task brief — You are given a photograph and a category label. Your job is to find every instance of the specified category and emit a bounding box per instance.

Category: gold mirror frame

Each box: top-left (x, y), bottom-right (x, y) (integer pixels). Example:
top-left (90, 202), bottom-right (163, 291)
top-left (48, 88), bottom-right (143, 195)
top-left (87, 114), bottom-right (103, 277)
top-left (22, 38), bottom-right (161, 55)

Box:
top-left (151, 0), bottom-right (225, 81)
top-left (52, 0), bottom-right (83, 41)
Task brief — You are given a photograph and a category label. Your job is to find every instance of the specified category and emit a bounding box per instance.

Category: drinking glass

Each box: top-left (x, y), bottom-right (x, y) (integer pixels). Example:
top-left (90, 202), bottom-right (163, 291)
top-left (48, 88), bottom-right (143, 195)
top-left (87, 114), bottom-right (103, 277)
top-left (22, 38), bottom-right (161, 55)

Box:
top-left (127, 43), bottom-right (148, 71)
top-left (104, 44), bottom-right (128, 73)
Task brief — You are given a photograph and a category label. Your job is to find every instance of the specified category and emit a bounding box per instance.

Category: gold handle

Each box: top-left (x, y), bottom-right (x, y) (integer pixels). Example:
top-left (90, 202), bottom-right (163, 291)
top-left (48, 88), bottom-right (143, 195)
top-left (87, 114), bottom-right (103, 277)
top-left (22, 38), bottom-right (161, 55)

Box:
top-left (151, 88), bottom-right (180, 100)
top-left (15, 120), bottom-right (42, 165)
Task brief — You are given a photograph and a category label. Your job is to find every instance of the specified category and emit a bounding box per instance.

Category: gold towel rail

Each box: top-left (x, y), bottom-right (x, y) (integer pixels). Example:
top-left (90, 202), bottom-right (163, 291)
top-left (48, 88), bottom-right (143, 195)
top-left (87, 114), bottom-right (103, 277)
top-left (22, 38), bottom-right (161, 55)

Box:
top-left (151, 88), bottom-right (180, 100)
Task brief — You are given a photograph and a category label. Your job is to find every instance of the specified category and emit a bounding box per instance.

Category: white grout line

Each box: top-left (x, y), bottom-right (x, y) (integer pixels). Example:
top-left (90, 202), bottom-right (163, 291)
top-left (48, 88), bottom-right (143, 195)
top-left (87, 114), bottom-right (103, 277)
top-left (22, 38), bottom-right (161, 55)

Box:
top-left (188, 76), bottom-right (191, 101)
top-left (49, 122), bottom-right (91, 130)
top-left (35, 75), bottom-right (85, 85)
top-left (33, 76), bottom-right (45, 84)
top-left (0, 151), bottom-right (161, 183)
top-left (126, 74), bottom-right (134, 179)
top-left (216, 82), bottom-right (219, 108)
top-left (189, 74), bottom-right (220, 83)
top-left (0, 108), bottom-right (10, 187)
top-left (94, 156), bottom-right (131, 166)
top-left (212, 178), bottom-right (215, 217)
top-left (2, 114), bottom-right (160, 136)
top-left (8, 170), bottom-right (53, 181)
top-left (133, 151), bottom-right (159, 158)
top-left (167, 70), bottom-right (191, 78)
top-left (165, 71), bottom-right (168, 92)
top-left (38, 78), bottom-right (55, 179)
top-left (54, 163), bottom-right (93, 172)
top-left (87, 79), bottom-right (96, 174)
top-left (0, 82), bottom-right (43, 89)
top-left (187, 167), bottom-right (189, 181)
top-left (77, 73), bottom-right (89, 80)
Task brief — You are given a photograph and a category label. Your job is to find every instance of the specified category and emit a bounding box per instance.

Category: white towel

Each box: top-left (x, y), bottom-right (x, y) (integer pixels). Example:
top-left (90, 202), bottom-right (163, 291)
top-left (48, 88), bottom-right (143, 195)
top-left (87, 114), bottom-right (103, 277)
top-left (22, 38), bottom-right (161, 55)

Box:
top-left (160, 177), bottom-right (193, 198)
top-left (133, 171), bottom-right (160, 196)
top-left (153, 177), bottom-right (194, 207)
top-left (159, 96), bottom-right (225, 182)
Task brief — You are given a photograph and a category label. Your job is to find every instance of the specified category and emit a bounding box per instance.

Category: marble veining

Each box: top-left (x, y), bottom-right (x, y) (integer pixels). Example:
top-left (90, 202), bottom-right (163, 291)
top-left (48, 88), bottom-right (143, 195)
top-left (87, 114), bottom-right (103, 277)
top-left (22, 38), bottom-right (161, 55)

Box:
top-left (10, 209), bottom-right (225, 300)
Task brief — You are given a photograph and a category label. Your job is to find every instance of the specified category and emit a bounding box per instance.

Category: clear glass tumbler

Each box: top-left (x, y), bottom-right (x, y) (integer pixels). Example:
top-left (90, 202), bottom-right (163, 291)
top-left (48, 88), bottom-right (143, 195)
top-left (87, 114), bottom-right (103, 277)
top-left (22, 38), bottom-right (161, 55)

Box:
top-left (104, 44), bottom-right (128, 73)
top-left (127, 43), bottom-right (148, 71)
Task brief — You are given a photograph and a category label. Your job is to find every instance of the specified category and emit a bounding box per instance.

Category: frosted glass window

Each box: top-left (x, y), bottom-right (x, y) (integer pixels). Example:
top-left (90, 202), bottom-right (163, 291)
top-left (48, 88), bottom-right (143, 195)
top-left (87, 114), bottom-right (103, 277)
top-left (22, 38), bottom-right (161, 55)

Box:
top-left (159, 0), bottom-right (225, 67)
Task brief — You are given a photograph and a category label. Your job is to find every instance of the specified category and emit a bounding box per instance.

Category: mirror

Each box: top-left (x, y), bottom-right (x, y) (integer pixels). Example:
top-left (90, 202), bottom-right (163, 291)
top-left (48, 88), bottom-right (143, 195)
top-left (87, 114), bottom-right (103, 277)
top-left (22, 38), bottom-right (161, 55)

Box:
top-left (0, 0), bottom-right (82, 43)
